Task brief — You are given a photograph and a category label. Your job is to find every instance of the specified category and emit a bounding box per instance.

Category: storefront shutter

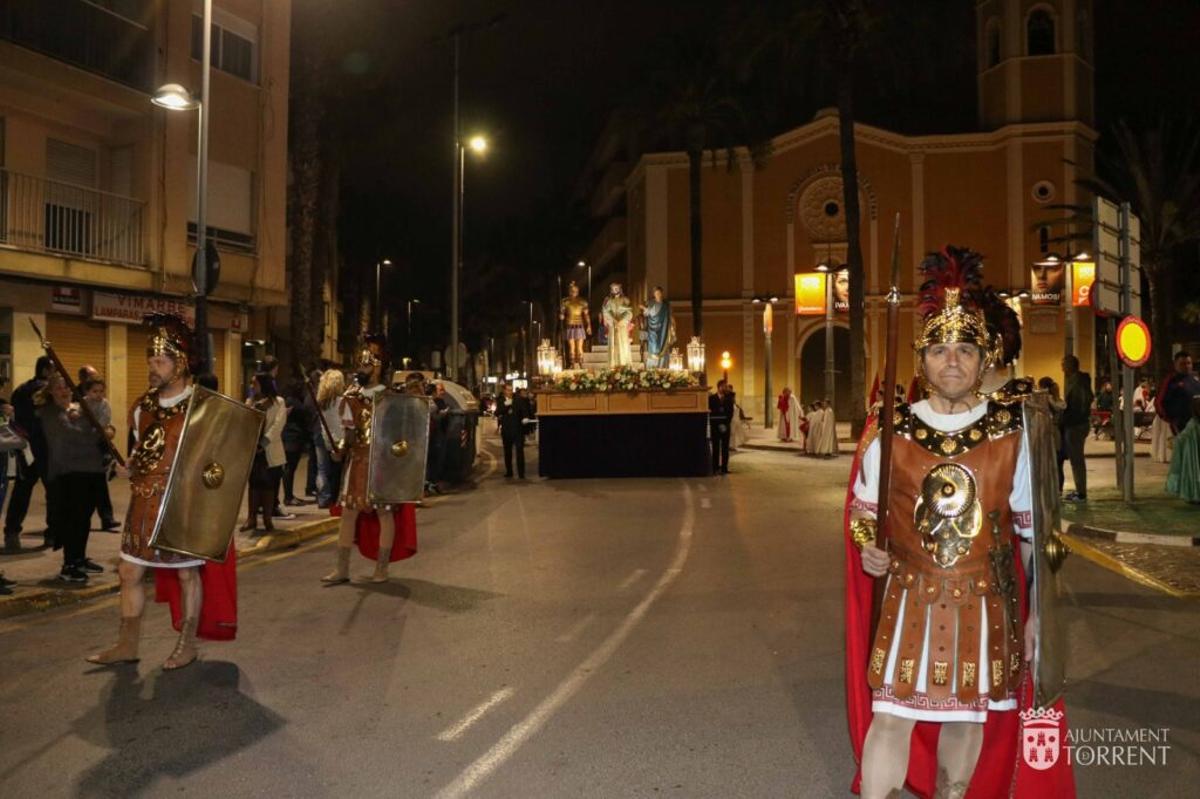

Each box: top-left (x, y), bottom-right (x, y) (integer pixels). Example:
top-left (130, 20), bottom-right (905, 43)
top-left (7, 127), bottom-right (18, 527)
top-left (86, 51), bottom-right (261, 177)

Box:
top-left (45, 315), bottom-right (107, 384)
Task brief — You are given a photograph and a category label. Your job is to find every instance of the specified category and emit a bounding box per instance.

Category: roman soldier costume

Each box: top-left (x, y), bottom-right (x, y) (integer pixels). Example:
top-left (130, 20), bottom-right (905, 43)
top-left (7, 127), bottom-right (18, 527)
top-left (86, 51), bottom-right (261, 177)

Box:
top-left (323, 334), bottom-right (419, 584)
top-left (88, 314), bottom-right (242, 670)
top-left (560, 281), bottom-right (591, 369)
top-left (843, 248), bottom-right (1075, 797)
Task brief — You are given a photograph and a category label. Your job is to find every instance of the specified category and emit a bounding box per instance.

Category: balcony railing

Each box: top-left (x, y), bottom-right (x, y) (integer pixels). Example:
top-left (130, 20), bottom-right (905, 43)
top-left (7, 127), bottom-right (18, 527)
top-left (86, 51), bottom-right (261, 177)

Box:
top-left (0, 168), bottom-right (146, 266)
top-left (0, 0), bottom-right (155, 92)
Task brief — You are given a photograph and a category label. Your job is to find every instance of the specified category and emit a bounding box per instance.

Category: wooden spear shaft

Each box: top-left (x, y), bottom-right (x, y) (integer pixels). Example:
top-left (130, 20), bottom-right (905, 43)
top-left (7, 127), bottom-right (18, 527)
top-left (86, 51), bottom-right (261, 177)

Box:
top-left (870, 213), bottom-right (902, 638)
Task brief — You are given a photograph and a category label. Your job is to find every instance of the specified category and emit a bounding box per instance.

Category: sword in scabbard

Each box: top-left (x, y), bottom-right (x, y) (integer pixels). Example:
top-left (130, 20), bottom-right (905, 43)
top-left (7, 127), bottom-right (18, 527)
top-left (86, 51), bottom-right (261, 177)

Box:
top-left (29, 318), bottom-right (126, 468)
top-left (869, 213), bottom-right (903, 640)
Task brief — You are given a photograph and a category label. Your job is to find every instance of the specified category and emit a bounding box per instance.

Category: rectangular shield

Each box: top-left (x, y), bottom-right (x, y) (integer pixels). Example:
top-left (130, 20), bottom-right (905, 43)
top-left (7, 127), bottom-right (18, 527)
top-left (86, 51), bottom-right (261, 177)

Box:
top-left (367, 391), bottom-right (430, 505)
top-left (1023, 394), bottom-right (1069, 708)
top-left (150, 386), bottom-right (264, 562)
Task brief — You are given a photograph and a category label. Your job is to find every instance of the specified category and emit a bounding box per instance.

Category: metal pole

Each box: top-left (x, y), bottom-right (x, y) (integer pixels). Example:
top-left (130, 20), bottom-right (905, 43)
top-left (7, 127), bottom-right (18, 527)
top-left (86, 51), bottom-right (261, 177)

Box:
top-left (1064, 257), bottom-right (1075, 358)
top-left (375, 261), bottom-right (381, 331)
top-left (194, 0), bottom-right (212, 372)
top-left (450, 33), bottom-right (461, 384)
top-left (1107, 316), bottom-right (1123, 490)
top-left (824, 272), bottom-right (835, 412)
top-left (1119, 202), bottom-right (1135, 501)
top-left (764, 327), bottom-right (773, 429)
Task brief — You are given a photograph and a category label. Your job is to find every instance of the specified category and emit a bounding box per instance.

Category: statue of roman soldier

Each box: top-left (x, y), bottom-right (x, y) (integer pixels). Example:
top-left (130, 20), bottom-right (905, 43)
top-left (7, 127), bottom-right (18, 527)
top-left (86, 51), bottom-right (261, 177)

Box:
top-left (559, 281), bottom-right (591, 369)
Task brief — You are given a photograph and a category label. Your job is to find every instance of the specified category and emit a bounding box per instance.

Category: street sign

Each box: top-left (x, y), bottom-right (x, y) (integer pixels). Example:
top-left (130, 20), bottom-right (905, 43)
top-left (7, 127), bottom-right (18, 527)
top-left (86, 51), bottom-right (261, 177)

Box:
top-left (1115, 316), bottom-right (1152, 368)
top-left (1090, 197), bottom-right (1141, 318)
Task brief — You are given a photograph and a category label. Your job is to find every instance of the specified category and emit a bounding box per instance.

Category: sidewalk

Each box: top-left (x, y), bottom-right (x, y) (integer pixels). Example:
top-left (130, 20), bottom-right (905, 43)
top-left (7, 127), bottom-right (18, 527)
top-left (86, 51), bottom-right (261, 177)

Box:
top-left (0, 459), bottom-right (338, 619)
top-left (740, 418), bottom-right (1199, 597)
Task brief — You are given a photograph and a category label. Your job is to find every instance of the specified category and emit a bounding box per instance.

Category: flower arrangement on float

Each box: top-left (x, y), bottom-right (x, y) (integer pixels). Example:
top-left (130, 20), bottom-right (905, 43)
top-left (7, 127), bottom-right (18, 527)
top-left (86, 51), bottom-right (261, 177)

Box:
top-left (550, 366), bottom-right (699, 394)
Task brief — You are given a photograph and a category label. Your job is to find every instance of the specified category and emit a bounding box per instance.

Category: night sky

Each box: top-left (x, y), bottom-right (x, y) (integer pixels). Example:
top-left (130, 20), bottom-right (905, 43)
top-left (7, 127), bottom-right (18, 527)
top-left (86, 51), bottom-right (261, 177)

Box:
top-left (311, 0), bottom-right (1200, 354)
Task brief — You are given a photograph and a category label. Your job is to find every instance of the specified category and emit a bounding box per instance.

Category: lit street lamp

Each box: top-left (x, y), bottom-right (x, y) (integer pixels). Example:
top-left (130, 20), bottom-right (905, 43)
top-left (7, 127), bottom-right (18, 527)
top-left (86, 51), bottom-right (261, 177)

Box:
top-left (815, 261), bottom-right (836, 413)
top-left (375, 258), bottom-right (392, 334)
top-left (450, 132), bottom-right (488, 383)
top-left (151, 0), bottom-right (212, 372)
top-left (720, 351), bottom-right (732, 384)
top-left (753, 296), bottom-right (778, 428)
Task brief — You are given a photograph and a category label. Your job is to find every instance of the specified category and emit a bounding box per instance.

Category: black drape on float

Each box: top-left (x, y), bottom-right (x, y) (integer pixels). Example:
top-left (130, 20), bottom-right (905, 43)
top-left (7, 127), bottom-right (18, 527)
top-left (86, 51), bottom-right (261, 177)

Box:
top-left (537, 413), bottom-right (710, 478)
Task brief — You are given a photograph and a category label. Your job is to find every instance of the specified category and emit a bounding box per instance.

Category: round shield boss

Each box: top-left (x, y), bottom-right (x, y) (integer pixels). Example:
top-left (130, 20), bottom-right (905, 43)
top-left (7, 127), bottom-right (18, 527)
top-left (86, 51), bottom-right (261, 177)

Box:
top-left (920, 463), bottom-right (976, 518)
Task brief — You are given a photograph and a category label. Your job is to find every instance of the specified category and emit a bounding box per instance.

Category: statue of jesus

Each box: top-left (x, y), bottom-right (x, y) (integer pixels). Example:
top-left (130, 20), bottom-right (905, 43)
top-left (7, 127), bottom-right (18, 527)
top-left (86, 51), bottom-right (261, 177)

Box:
top-left (601, 282), bottom-right (634, 367)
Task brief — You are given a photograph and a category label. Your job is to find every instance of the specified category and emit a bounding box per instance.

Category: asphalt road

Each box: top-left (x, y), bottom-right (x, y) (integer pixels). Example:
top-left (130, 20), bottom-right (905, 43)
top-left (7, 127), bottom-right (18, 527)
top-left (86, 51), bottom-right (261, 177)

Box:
top-left (0, 436), bottom-right (1196, 798)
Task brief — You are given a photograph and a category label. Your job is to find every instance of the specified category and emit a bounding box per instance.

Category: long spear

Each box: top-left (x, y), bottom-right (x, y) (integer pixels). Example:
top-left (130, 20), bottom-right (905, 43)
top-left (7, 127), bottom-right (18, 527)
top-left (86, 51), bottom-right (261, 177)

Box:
top-left (29, 318), bottom-right (126, 468)
top-left (298, 364), bottom-right (339, 453)
top-left (870, 213), bottom-right (902, 638)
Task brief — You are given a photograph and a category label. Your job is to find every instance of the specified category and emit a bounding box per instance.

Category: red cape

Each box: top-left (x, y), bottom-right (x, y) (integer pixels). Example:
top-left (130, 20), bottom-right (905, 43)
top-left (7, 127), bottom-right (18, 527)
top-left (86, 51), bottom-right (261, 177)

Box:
top-left (154, 542), bottom-right (238, 641)
top-left (330, 503), bottom-right (418, 562)
top-left (844, 415), bottom-right (1076, 798)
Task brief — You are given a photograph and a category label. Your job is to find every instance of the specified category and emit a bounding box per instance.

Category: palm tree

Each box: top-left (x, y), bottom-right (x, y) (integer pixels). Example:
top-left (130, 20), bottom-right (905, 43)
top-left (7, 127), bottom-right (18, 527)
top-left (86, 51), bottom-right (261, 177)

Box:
top-left (733, 0), bottom-right (973, 436)
top-left (1082, 118), bottom-right (1200, 376)
top-left (623, 37), bottom-right (766, 339)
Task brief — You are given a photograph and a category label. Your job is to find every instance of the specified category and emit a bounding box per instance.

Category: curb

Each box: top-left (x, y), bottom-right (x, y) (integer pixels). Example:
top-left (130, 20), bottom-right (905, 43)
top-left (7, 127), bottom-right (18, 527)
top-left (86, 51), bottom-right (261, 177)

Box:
top-left (0, 516), bottom-right (339, 621)
top-left (1059, 530), bottom-right (1200, 599)
top-left (1063, 522), bottom-right (1200, 548)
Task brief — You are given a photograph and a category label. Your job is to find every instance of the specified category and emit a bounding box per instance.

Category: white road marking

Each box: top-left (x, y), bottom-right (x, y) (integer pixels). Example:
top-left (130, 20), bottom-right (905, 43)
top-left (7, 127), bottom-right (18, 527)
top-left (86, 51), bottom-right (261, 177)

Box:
top-left (555, 612), bottom-right (598, 643)
top-left (434, 483), bottom-right (696, 799)
top-left (436, 687), bottom-right (517, 742)
top-left (700, 497), bottom-right (712, 509)
top-left (617, 568), bottom-right (647, 591)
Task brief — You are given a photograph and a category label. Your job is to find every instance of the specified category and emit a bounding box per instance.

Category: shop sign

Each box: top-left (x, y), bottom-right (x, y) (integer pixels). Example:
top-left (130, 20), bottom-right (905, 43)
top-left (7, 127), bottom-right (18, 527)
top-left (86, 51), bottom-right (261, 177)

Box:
top-left (92, 292), bottom-right (195, 326)
top-left (794, 273), bottom-right (826, 316)
top-left (51, 286), bottom-right (84, 314)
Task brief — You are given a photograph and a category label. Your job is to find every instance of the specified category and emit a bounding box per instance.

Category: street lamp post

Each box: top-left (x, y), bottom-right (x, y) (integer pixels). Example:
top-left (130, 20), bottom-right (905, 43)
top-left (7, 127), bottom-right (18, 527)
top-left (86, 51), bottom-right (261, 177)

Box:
top-left (375, 258), bottom-right (392, 334)
top-left (754, 296), bottom-right (778, 428)
top-left (816, 263), bottom-right (836, 412)
top-left (406, 297), bottom-right (420, 351)
top-left (720, 351), bottom-right (732, 385)
top-left (150, 0), bottom-right (212, 372)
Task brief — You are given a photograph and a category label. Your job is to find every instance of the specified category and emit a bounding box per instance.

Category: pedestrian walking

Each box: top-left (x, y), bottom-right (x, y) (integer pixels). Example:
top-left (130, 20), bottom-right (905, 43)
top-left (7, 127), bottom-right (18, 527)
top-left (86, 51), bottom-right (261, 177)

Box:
top-left (1, 378), bottom-right (21, 552)
top-left (1061, 354), bottom-right (1093, 502)
top-left (37, 373), bottom-right (106, 582)
top-left (708, 380), bottom-right (734, 474)
top-left (281, 380), bottom-right (311, 506)
top-left (312, 368), bottom-right (345, 509)
top-left (80, 378), bottom-right (120, 531)
top-left (3, 356), bottom-right (54, 552)
top-left (1166, 396), bottom-right (1200, 503)
top-left (241, 374), bottom-right (285, 531)
top-left (495, 384), bottom-right (531, 479)
top-left (1156, 351), bottom-right (1200, 435)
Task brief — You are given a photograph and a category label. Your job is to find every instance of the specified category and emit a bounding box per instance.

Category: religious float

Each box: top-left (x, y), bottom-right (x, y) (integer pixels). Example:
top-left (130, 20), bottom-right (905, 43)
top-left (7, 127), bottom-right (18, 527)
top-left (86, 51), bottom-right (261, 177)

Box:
top-left (536, 364), bottom-right (709, 478)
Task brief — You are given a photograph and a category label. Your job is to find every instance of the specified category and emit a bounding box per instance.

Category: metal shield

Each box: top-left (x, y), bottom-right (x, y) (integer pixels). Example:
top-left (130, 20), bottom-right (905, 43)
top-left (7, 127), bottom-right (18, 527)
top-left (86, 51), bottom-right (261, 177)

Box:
top-left (1023, 394), bottom-right (1070, 708)
top-left (150, 386), bottom-right (264, 562)
top-left (367, 391), bottom-right (430, 504)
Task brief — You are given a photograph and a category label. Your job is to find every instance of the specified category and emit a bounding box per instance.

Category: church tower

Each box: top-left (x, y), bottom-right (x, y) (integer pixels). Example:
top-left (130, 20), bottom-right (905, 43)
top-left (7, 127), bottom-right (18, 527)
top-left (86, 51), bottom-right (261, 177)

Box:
top-left (976, 0), bottom-right (1094, 130)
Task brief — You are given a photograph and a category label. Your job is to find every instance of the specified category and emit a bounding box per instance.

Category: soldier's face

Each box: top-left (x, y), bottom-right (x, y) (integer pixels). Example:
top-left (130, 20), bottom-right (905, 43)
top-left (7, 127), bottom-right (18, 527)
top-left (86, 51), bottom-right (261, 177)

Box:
top-left (923, 343), bottom-right (982, 400)
top-left (147, 354), bottom-right (179, 388)
top-left (569, 285), bottom-right (579, 298)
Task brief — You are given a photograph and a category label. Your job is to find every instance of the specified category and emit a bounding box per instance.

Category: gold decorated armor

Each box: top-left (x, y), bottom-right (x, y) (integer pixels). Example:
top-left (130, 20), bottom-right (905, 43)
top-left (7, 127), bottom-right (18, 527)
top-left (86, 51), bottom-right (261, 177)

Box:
top-left (561, 296), bottom-right (589, 327)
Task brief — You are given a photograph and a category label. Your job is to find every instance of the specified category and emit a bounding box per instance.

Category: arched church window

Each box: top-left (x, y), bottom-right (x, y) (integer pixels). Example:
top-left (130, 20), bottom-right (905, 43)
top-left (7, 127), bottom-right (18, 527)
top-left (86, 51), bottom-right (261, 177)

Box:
top-left (986, 18), bottom-right (1001, 68)
top-left (1027, 9), bottom-right (1056, 56)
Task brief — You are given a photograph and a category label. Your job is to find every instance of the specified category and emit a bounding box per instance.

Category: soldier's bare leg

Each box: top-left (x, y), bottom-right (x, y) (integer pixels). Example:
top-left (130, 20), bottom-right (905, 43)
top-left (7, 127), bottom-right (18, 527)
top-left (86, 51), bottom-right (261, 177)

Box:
top-left (860, 713), bottom-right (916, 799)
top-left (321, 508), bottom-right (356, 583)
top-left (367, 509), bottom-right (395, 583)
top-left (87, 560), bottom-right (146, 664)
top-left (164, 566), bottom-right (201, 670)
top-left (933, 721), bottom-right (983, 798)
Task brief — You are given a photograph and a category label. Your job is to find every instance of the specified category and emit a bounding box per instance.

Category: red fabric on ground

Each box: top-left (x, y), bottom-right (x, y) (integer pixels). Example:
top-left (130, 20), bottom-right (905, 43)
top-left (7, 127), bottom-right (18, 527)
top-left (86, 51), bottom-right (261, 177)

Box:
top-left (843, 415), bottom-right (1076, 798)
top-left (154, 542), bottom-right (238, 641)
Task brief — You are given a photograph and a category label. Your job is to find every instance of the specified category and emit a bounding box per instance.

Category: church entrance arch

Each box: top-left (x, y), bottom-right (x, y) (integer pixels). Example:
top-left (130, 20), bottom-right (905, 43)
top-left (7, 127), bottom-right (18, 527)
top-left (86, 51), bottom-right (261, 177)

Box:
top-left (798, 324), bottom-right (851, 419)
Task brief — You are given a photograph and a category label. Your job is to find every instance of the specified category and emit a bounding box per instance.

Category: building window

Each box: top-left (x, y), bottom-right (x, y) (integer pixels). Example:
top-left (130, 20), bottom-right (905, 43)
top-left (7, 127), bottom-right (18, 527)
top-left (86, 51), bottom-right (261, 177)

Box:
top-left (986, 18), bottom-right (1001, 68)
top-left (1027, 9), bottom-right (1056, 56)
top-left (188, 157), bottom-right (256, 251)
top-left (190, 11), bottom-right (258, 82)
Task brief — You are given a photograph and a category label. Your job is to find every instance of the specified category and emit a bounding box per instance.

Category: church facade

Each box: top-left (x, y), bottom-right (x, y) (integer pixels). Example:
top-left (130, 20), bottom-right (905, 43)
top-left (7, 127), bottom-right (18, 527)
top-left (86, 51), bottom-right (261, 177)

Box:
top-left (616, 0), bottom-right (1098, 416)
